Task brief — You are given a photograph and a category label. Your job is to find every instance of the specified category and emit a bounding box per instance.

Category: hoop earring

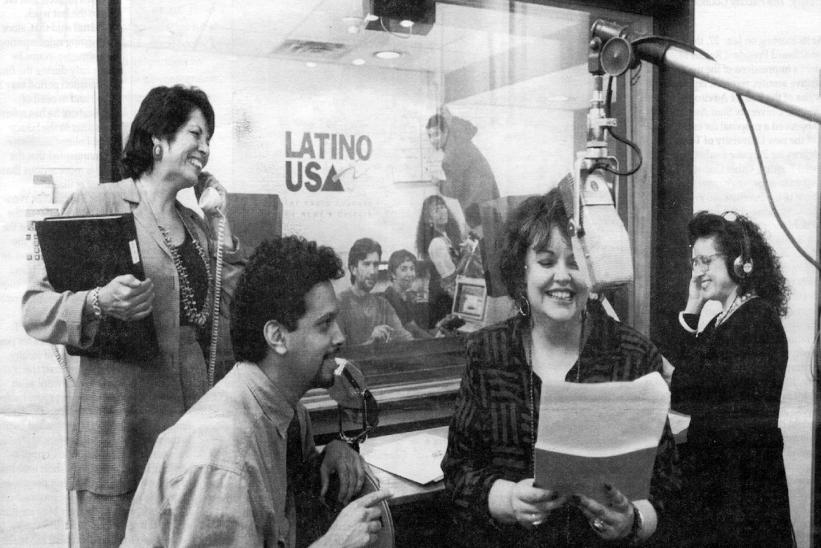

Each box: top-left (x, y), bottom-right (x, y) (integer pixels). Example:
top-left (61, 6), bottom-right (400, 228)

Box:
top-left (152, 144), bottom-right (163, 161)
top-left (516, 294), bottom-right (531, 317)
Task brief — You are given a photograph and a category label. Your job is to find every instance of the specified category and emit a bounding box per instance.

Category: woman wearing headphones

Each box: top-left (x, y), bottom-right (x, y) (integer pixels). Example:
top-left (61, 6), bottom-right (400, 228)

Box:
top-left (667, 211), bottom-right (793, 546)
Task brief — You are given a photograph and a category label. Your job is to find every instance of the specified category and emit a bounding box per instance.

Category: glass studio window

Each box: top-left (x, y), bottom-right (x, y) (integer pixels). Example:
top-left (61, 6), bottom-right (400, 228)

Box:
top-left (120, 0), bottom-right (654, 398)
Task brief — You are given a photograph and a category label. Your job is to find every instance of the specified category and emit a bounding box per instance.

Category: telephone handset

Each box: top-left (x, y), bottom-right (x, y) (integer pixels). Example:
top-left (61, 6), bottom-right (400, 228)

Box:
top-left (197, 181), bottom-right (225, 215)
top-left (198, 187), bottom-right (224, 213)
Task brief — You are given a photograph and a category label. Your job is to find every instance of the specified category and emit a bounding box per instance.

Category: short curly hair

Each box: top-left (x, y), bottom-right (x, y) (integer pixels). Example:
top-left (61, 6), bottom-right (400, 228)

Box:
top-left (688, 211), bottom-right (789, 316)
top-left (121, 85), bottom-right (215, 179)
top-left (498, 188), bottom-right (570, 300)
top-left (231, 236), bottom-right (344, 363)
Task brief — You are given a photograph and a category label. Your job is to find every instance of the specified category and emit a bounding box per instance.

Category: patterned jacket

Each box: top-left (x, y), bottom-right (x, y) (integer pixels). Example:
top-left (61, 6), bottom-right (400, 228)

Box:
top-left (441, 300), bottom-right (680, 547)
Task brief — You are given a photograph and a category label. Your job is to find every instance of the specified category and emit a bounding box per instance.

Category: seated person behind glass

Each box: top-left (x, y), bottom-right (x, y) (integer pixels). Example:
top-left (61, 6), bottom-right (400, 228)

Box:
top-left (381, 249), bottom-right (432, 339)
top-left (337, 238), bottom-right (412, 346)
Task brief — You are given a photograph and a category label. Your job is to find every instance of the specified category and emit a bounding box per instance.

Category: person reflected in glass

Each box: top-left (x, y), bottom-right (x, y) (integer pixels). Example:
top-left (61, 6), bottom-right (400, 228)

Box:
top-left (441, 189), bottom-right (679, 547)
top-left (426, 108), bottom-right (499, 231)
top-left (337, 237), bottom-right (412, 346)
top-left (21, 85), bottom-right (245, 547)
top-left (382, 249), bottom-right (433, 340)
top-left (665, 211), bottom-right (793, 546)
top-left (416, 195), bottom-right (475, 328)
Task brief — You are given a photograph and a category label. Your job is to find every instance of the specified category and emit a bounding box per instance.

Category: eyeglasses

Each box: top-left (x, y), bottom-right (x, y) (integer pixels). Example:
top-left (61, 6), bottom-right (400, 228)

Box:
top-left (691, 253), bottom-right (724, 271)
top-left (336, 365), bottom-right (378, 448)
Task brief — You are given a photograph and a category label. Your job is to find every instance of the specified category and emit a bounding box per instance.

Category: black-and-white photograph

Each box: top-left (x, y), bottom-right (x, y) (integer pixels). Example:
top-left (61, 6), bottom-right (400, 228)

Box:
top-left (1, 0), bottom-right (819, 546)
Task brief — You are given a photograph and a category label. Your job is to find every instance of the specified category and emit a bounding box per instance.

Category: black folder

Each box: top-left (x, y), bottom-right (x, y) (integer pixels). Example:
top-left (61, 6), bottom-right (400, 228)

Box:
top-left (35, 213), bottom-right (159, 360)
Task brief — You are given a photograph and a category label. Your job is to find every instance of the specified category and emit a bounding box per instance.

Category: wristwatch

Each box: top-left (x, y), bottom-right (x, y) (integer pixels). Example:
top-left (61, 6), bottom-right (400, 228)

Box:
top-left (626, 503), bottom-right (643, 545)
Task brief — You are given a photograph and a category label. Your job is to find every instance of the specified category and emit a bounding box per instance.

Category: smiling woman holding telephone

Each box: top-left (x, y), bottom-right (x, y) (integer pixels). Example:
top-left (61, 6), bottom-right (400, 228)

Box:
top-left (22, 85), bottom-right (245, 547)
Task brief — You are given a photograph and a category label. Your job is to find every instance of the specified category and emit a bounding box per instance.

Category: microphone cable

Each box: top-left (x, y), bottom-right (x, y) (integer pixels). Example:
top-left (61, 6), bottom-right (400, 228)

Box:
top-left (603, 76), bottom-right (643, 177)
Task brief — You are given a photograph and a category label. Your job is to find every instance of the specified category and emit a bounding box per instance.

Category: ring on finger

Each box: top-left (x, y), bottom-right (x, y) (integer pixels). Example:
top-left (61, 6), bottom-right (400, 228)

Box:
top-left (591, 517), bottom-right (606, 533)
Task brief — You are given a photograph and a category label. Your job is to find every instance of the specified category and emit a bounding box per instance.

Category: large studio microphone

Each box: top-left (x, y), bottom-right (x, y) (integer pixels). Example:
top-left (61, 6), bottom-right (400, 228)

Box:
top-left (557, 74), bottom-right (633, 293)
top-left (327, 358), bottom-right (378, 448)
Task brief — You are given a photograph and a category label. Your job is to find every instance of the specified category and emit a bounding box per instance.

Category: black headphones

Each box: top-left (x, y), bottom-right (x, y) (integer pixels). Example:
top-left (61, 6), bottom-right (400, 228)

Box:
top-left (722, 211), bottom-right (753, 278)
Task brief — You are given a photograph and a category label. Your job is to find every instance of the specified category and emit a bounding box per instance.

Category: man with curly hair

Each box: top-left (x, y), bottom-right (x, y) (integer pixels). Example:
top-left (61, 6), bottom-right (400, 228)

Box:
top-left (122, 236), bottom-right (391, 547)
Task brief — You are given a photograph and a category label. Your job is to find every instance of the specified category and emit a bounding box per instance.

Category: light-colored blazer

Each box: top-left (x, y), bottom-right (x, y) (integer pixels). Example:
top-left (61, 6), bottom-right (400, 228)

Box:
top-left (22, 179), bottom-right (245, 494)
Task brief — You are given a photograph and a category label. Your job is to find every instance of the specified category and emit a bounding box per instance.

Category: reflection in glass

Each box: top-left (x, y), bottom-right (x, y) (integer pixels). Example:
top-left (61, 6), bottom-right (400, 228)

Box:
top-left (121, 0), bottom-right (647, 372)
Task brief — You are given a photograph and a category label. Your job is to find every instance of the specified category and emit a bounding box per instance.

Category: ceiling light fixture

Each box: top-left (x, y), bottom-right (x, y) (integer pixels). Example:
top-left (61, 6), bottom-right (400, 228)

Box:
top-left (374, 50), bottom-right (402, 60)
top-left (352, 58), bottom-right (366, 66)
top-left (398, 19), bottom-right (414, 28)
top-left (305, 61), bottom-right (317, 68)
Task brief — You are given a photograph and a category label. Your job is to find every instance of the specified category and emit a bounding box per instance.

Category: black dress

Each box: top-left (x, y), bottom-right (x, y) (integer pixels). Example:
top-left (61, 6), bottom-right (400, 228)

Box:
top-left (668, 297), bottom-right (793, 547)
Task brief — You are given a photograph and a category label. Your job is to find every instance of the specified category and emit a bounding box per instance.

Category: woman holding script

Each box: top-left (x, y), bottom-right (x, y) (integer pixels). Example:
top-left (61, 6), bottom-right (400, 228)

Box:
top-left (442, 190), bottom-right (679, 547)
top-left (22, 85), bottom-right (245, 547)
top-left (666, 211), bottom-right (793, 546)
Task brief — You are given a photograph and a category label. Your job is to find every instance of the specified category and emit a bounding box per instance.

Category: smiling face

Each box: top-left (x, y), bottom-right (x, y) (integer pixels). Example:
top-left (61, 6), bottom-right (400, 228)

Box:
top-left (691, 236), bottom-right (737, 306)
top-left (524, 224), bottom-right (589, 326)
top-left (284, 281), bottom-right (345, 390)
top-left (392, 260), bottom-right (416, 292)
top-left (427, 200), bottom-right (450, 230)
top-left (352, 252), bottom-right (380, 293)
top-left (156, 108), bottom-right (210, 186)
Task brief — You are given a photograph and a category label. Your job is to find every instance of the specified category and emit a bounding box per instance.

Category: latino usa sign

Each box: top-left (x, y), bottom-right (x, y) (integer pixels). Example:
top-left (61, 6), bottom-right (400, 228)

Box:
top-left (284, 131), bottom-right (372, 192)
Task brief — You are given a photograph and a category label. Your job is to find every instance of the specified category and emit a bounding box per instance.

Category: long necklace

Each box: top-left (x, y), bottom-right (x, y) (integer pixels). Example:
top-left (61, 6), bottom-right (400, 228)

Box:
top-left (525, 313), bottom-right (586, 542)
top-left (525, 311), bottom-right (586, 476)
top-left (137, 181), bottom-right (213, 328)
top-left (157, 215), bottom-right (213, 328)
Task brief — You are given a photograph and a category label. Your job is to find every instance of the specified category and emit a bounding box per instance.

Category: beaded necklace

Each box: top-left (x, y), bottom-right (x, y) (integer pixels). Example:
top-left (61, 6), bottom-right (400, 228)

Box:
top-left (157, 212), bottom-right (213, 328)
top-left (714, 291), bottom-right (756, 328)
top-left (138, 181), bottom-right (213, 329)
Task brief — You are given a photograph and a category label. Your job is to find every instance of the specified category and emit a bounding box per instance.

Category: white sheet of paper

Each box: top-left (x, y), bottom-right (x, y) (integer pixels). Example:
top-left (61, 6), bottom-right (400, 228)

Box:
top-left (362, 432), bottom-right (447, 485)
top-left (535, 371), bottom-right (670, 502)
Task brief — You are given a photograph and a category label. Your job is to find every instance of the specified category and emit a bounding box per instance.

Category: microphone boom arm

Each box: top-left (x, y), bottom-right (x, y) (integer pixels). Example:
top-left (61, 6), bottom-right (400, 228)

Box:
top-left (591, 19), bottom-right (821, 124)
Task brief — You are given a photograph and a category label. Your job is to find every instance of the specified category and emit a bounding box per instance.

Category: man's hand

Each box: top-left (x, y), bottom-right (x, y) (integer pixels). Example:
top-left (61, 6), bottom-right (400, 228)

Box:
top-left (313, 490), bottom-right (392, 548)
top-left (367, 325), bottom-right (393, 344)
top-left (320, 440), bottom-right (366, 503)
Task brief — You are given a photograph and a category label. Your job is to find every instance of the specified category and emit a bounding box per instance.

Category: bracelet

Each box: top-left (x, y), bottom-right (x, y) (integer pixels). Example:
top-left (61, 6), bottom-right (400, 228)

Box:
top-left (625, 502), bottom-right (644, 545)
top-left (90, 287), bottom-right (103, 319)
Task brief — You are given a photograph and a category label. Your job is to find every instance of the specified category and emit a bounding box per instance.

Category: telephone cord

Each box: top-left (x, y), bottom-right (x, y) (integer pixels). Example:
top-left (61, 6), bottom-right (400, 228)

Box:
top-left (207, 215), bottom-right (225, 387)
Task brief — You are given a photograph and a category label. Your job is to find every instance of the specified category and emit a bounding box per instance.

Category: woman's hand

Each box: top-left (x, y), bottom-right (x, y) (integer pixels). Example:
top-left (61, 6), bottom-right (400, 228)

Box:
top-left (684, 270), bottom-right (707, 314)
top-left (97, 274), bottom-right (155, 321)
top-left (489, 478), bottom-right (567, 528)
top-left (572, 484), bottom-right (634, 541)
top-left (195, 171), bottom-right (227, 218)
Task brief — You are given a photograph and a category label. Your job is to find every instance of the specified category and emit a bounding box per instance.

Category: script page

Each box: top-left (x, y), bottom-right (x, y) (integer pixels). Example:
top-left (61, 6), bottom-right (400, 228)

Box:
top-left (535, 372), bottom-right (670, 504)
